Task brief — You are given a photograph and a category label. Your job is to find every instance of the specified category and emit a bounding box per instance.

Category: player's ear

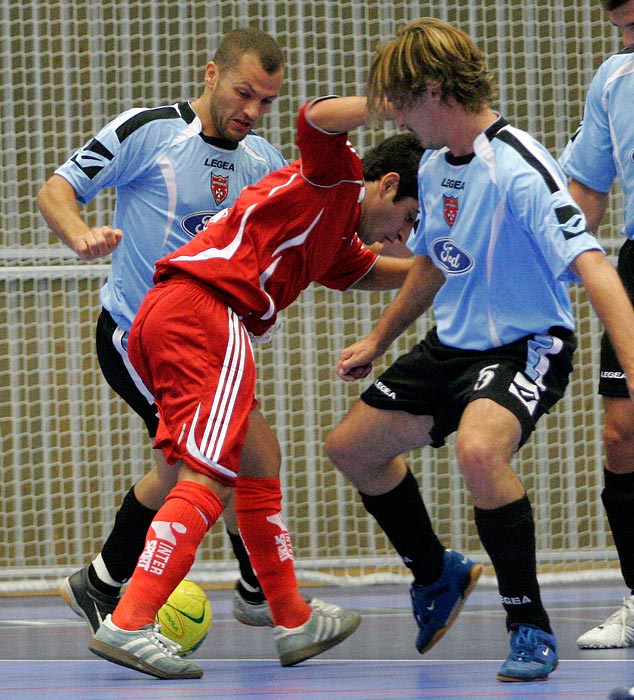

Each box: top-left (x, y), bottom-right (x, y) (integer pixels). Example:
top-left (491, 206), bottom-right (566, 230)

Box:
top-left (205, 61), bottom-right (219, 89)
top-left (380, 172), bottom-right (401, 200)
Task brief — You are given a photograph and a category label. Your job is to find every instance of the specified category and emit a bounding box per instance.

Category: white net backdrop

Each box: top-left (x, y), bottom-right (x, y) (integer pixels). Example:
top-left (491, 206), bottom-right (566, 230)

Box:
top-left (0, 0), bottom-right (626, 592)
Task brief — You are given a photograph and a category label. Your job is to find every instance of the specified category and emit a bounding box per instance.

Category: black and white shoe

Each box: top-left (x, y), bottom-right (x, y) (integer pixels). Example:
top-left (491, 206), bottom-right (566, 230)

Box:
top-left (60, 565), bottom-right (119, 634)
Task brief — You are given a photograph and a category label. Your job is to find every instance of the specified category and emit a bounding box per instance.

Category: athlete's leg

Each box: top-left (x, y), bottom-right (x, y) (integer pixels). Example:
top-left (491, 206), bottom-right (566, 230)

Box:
top-left (228, 407), bottom-right (282, 603)
top-left (599, 240), bottom-right (634, 590)
top-left (456, 398), bottom-right (551, 632)
top-left (112, 462), bottom-right (230, 629)
top-left (602, 396), bottom-right (634, 591)
top-left (96, 447), bottom-right (269, 593)
top-left (574, 263), bottom-right (634, 648)
top-left (233, 406), bottom-right (311, 628)
top-left (85, 308), bottom-right (263, 596)
top-left (327, 398), bottom-right (480, 655)
top-left (91, 451), bottom-right (176, 590)
top-left (326, 400), bottom-right (447, 583)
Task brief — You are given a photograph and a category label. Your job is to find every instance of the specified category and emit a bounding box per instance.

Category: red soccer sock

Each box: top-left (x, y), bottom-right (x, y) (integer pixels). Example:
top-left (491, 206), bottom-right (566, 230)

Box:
top-left (112, 480), bottom-right (224, 630)
top-left (235, 476), bottom-right (310, 628)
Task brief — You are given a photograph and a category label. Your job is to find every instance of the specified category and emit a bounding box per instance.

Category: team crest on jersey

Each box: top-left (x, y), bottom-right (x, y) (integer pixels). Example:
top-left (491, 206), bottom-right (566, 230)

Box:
top-left (211, 173), bottom-right (228, 205)
top-left (443, 194), bottom-right (459, 227)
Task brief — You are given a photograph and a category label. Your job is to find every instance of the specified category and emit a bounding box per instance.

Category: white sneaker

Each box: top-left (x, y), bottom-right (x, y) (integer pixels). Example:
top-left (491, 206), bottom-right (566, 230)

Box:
top-left (274, 604), bottom-right (361, 667)
top-left (232, 580), bottom-right (343, 628)
top-left (89, 614), bottom-right (203, 679)
top-left (577, 596), bottom-right (634, 649)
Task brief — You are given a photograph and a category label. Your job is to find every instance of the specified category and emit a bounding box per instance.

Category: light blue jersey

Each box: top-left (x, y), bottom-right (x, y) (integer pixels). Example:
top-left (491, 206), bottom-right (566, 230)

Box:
top-left (409, 116), bottom-right (603, 350)
top-left (56, 101), bottom-right (286, 331)
top-left (559, 49), bottom-right (634, 240)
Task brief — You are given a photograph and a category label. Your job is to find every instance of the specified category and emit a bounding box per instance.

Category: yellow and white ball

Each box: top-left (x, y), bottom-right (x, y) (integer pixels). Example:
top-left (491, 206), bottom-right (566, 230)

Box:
top-left (156, 578), bottom-right (212, 656)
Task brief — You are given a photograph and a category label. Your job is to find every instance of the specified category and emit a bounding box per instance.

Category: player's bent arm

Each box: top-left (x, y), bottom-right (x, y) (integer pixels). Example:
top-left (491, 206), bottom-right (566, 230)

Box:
top-left (568, 178), bottom-right (609, 234)
top-left (305, 96), bottom-right (368, 134)
top-left (336, 255), bottom-right (442, 381)
top-left (367, 255), bottom-right (443, 346)
top-left (37, 174), bottom-right (122, 261)
top-left (352, 255), bottom-right (414, 291)
top-left (572, 249), bottom-right (634, 401)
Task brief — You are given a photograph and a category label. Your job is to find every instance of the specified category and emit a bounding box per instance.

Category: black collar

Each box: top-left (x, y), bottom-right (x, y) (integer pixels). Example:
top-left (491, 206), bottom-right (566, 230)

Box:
top-left (444, 115), bottom-right (509, 165)
top-left (178, 101), bottom-right (239, 151)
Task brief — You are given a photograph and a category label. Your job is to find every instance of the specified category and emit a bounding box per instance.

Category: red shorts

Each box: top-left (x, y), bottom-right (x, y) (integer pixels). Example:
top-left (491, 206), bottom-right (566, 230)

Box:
top-left (128, 279), bottom-right (257, 485)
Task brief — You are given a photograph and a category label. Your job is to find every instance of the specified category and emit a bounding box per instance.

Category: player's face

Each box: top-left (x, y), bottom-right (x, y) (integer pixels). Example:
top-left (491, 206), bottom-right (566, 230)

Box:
top-left (609, 0), bottom-right (634, 48)
top-left (206, 52), bottom-right (283, 142)
top-left (390, 89), bottom-right (445, 151)
top-left (358, 194), bottom-right (419, 247)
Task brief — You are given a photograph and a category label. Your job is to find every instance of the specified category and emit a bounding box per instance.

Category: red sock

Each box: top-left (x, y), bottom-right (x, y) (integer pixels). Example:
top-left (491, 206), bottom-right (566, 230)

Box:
top-left (112, 480), bottom-right (223, 630)
top-left (235, 476), bottom-right (310, 628)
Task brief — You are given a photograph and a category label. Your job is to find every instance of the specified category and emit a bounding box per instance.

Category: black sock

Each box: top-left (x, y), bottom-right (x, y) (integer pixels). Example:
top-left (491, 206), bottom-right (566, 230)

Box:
top-left (475, 495), bottom-right (551, 633)
top-left (98, 485), bottom-right (157, 586)
top-left (361, 469), bottom-right (445, 585)
top-left (227, 529), bottom-right (263, 598)
top-left (603, 469), bottom-right (634, 592)
top-left (87, 565), bottom-right (121, 597)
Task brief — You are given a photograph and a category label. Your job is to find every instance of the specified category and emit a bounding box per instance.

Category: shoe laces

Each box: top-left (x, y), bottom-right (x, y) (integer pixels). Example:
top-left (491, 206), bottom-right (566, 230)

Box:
top-left (311, 599), bottom-right (343, 617)
top-left (143, 624), bottom-right (183, 657)
top-left (601, 598), bottom-right (634, 627)
top-left (411, 585), bottom-right (445, 626)
top-left (509, 626), bottom-right (547, 660)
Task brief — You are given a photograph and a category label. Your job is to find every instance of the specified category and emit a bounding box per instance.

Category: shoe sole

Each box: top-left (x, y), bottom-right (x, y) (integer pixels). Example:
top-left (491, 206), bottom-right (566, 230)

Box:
top-left (496, 661), bottom-right (558, 682)
top-left (418, 563), bottom-right (483, 655)
top-left (233, 609), bottom-right (273, 627)
top-left (279, 612), bottom-right (362, 667)
top-left (89, 638), bottom-right (203, 680)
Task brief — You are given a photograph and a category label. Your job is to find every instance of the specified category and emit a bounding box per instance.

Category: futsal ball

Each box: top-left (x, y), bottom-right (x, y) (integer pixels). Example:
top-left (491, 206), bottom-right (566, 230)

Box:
top-left (156, 578), bottom-right (212, 656)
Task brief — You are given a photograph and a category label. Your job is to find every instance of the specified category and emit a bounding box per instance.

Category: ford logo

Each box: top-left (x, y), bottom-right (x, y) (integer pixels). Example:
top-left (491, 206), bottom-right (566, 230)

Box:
top-left (181, 211), bottom-right (217, 238)
top-left (431, 238), bottom-right (473, 274)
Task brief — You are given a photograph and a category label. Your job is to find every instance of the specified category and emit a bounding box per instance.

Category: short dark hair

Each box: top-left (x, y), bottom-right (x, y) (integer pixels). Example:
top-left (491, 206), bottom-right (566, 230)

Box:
top-left (362, 133), bottom-right (424, 202)
top-left (601, 0), bottom-right (630, 10)
top-left (213, 27), bottom-right (284, 74)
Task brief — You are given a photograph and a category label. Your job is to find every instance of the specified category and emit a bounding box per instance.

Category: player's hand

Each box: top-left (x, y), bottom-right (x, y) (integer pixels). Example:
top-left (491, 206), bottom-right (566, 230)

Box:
top-left (335, 339), bottom-right (379, 382)
top-left (72, 226), bottom-right (123, 261)
top-left (337, 363), bottom-right (373, 382)
top-left (369, 237), bottom-right (413, 259)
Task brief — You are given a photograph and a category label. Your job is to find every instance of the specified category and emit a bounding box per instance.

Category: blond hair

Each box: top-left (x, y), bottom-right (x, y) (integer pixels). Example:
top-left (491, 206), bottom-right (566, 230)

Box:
top-left (366, 17), bottom-right (494, 116)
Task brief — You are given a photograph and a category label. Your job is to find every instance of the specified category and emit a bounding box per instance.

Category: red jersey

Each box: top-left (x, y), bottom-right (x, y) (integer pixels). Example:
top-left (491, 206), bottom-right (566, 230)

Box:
top-left (154, 98), bottom-right (378, 337)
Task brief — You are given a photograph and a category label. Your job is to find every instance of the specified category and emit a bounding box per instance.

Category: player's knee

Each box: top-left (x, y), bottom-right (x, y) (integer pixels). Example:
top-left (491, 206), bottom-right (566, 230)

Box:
top-left (603, 420), bottom-right (634, 453)
top-left (168, 478), bottom-right (230, 514)
top-left (324, 426), bottom-right (354, 471)
top-left (455, 433), bottom-right (500, 477)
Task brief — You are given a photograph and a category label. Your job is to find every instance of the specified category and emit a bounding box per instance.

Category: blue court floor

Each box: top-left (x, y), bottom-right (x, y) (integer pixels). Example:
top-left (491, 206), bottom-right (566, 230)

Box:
top-left (1, 580), bottom-right (634, 699)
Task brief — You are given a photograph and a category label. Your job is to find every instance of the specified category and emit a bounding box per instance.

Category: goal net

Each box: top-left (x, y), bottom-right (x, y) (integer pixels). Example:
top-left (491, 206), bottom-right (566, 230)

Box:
top-left (0, 0), bottom-right (625, 592)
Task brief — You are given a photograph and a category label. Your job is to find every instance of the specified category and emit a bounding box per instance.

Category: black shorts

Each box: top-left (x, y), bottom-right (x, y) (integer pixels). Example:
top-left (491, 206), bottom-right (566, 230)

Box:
top-left (599, 239), bottom-right (634, 398)
top-left (361, 326), bottom-right (577, 449)
top-left (96, 308), bottom-right (159, 438)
